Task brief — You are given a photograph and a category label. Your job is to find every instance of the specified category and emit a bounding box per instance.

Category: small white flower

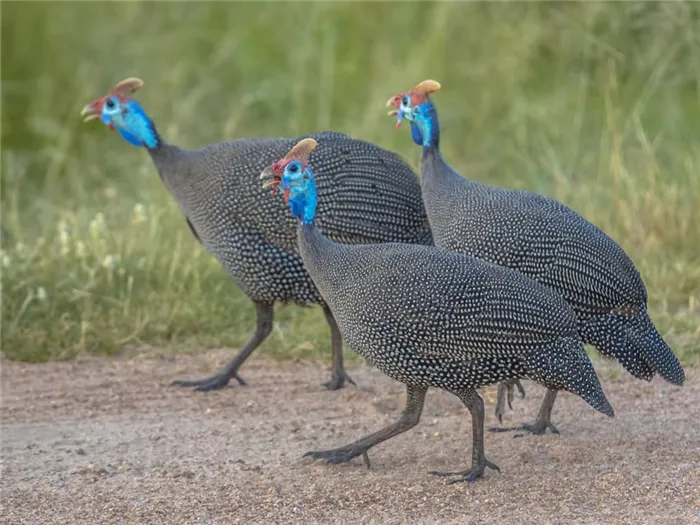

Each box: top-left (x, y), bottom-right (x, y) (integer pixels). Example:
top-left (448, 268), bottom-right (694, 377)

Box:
top-left (89, 222), bottom-right (99, 238)
top-left (58, 225), bottom-right (70, 254)
top-left (102, 254), bottom-right (116, 270)
top-left (36, 287), bottom-right (48, 301)
top-left (132, 203), bottom-right (147, 225)
top-left (89, 213), bottom-right (106, 239)
top-left (101, 254), bottom-right (120, 270)
top-left (57, 220), bottom-right (70, 245)
top-left (75, 241), bottom-right (86, 259)
top-left (1, 253), bottom-right (10, 268)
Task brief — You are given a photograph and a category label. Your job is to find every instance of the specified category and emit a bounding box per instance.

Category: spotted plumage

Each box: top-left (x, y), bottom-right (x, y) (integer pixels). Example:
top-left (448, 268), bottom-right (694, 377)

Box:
top-left (269, 138), bottom-right (613, 482)
top-left (82, 79), bottom-right (432, 391)
top-left (388, 80), bottom-right (684, 432)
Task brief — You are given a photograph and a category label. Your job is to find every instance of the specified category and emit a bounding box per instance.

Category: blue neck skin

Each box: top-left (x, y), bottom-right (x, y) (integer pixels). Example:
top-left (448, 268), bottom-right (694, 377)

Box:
top-left (286, 167), bottom-right (318, 225)
top-left (408, 100), bottom-right (440, 151)
top-left (107, 100), bottom-right (161, 150)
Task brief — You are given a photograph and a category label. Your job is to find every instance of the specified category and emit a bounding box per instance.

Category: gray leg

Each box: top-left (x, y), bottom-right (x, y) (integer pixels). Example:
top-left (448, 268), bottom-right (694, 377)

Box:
top-left (494, 379), bottom-right (526, 423)
top-left (321, 306), bottom-right (356, 390)
top-left (432, 389), bottom-right (500, 483)
top-left (521, 388), bottom-right (559, 434)
top-left (171, 301), bottom-right (274, 392)
top-left (304, 384), bottom-right (427, 467)
top-left (489, 387), bottom-right (560, 435)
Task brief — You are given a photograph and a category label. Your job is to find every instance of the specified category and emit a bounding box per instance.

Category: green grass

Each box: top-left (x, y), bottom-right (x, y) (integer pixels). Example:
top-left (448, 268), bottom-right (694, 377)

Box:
top-left (2, 2), bottom-right (699, 367)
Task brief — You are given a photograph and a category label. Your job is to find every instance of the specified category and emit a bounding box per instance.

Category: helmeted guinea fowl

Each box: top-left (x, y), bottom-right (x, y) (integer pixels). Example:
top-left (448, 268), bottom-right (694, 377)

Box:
top-left (80, 77), bottom-right (432, 392)
top-left (387, 80), bottom-right (685, 434)
top-left (261, 137), bottom-right (614, 482)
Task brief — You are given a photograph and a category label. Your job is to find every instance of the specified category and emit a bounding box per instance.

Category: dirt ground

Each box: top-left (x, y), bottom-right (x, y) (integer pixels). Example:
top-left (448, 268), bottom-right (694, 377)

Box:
top-left (1, 349), bottom-right (698, 525)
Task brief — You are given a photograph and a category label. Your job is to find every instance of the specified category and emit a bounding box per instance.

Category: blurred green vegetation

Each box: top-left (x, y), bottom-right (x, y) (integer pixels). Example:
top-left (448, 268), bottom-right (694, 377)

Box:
top-left (1, 2), bottom-right (699, 366)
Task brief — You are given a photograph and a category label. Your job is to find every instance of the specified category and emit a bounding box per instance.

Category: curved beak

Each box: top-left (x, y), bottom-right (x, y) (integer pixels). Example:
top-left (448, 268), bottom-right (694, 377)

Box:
top-left (260, 165), bottom-right (280, 192)
top-left (385, 95), bottom-right (405, 130)
top-left (80, 102), bottom-right (100, 123)
top-left (259, 165), bottom-right (275, 185)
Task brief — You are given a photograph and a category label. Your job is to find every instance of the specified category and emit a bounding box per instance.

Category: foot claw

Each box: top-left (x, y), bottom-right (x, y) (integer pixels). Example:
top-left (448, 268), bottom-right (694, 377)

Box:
top-left (488, 426), bottom-right (519, 433)
top-left (170, 372), bottom-right (245, 391)
top-left (430, 459), bottom-right (499, 483)
top-left (522, 421), bottom-right (559, 435)
top-left (322, 369), bottom-right (357, 391)
top-left (488, 421), bottom-right (559, 435)
top-left (429, 470), bottom-right (458, 478)
top-left (449, 472), bottom-right (480, 484)
top-left (194, 379), bottom-right (230, 392)
top-left (304, 445), bottom-right (366, 465)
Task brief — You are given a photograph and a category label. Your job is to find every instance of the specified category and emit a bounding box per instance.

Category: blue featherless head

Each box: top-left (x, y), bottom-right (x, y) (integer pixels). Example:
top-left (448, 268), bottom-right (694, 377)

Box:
top-left (386, 79), bottom-right (442, 147)
top-left (260, 138), bottom-right (318, 225)
top-left (81, 77), bottom-right (159, 149)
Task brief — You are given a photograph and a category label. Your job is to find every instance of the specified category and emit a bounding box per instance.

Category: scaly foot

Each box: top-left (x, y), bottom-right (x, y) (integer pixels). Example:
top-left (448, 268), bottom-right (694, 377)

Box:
top-left (322, 369), bottom-right (357, 391)
top-left (304, 444), bottom-right (371, 468)
top-left (430, 458), bottom-right (500, 484)
top-left (170, 372), bottom-right (246, 391)
top-left (521, 420), bottom-right (559, 435)
top-left (488, 419), bottom-right (559, 435)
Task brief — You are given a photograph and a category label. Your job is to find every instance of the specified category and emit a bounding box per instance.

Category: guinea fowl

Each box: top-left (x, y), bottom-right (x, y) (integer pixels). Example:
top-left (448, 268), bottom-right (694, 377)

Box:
top-left (387, 80), bottom-right (684, 433)
top-left (81, 78), bottom-right (432, 392)
top-left (261, 138), bottom-right (614, 482)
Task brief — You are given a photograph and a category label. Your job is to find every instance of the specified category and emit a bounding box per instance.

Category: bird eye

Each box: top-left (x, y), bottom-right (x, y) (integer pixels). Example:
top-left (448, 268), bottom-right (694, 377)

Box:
top-left (401, 95), bottom-right (410, 107)
top-left (105, 98), bottom-right (116, 109)
top-left (288, 163), bottom-right (299, 173)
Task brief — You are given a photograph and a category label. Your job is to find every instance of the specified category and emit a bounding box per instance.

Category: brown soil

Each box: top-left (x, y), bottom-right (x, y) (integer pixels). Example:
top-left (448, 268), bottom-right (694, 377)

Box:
top-left (1, 349), bottom-right (698, 525)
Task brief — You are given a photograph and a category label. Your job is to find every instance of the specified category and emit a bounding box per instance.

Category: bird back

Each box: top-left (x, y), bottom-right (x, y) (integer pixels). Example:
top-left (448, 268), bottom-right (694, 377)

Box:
top-left (150, 132), bottom-right (433, 256)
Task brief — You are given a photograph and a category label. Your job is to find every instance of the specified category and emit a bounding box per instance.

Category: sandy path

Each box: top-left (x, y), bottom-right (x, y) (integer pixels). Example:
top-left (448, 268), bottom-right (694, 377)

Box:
top-left (1, 349), bottom-right (698, 524)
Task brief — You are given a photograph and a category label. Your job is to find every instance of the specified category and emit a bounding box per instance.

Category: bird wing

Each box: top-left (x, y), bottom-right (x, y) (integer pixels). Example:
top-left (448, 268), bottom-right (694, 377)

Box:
top-left (331, 244), bottom-right (577, 361)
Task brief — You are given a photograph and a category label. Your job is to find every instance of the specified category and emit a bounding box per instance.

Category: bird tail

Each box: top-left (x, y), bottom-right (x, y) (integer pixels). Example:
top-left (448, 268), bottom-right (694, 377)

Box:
top-left (625, 312), bottom-right (684, 385)
top-left (522, 336), bottom-right (615, 418)
top-left (580, 311), bottom-right (685, 386)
